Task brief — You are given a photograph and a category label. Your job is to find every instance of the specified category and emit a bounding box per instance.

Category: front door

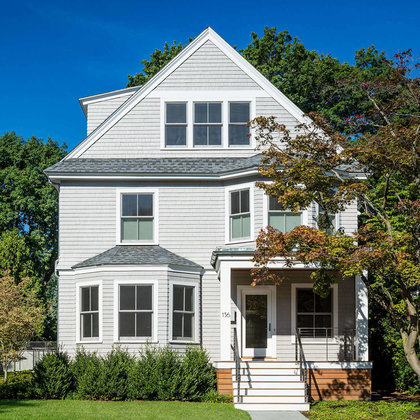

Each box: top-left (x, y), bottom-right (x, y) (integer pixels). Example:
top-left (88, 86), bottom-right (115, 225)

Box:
top-left (239, 286), bottom-right (276, 358)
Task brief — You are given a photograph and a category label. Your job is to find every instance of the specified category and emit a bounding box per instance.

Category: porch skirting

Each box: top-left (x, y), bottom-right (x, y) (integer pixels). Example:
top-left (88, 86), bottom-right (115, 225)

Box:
top-left (216, 368), bottom-right (233, 396)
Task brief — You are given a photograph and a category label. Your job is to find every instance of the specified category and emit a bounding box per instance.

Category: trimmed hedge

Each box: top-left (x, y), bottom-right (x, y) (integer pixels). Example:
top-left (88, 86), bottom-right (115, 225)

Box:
top-left (11, 346), bottom-right (219, 402)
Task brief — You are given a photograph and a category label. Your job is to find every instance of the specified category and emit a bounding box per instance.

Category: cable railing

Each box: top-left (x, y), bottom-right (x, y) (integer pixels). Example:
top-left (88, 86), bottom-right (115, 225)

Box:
top-left (232, 327), bottom-right (241, 402)
top-left (295, 327), bottom-right (309, 403)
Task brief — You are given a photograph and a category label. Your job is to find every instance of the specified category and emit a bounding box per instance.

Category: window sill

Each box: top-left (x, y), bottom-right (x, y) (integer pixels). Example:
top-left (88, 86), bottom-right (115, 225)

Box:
top-left (169, 340), bottom-right (199, 345)
top-left (115, 340), bottom-right (158, 344)
top-left (117, 241), bottom-right (158, 246)
top-left (76, 340), bottom-right (102, 345)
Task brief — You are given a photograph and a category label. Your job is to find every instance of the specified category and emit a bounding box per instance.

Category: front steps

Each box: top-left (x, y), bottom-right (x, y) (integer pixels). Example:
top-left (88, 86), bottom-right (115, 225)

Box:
top-left (231, 361), bottom-right (310, 412)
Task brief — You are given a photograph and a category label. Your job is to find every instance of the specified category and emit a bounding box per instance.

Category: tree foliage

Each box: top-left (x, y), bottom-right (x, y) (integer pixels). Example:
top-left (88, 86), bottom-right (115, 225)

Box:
top-left (0, 274), bottom-right (45, 380)
top-left (251, 51), bottom-right (420, 378)
top-left (0, 132), bottom-right (67, 339)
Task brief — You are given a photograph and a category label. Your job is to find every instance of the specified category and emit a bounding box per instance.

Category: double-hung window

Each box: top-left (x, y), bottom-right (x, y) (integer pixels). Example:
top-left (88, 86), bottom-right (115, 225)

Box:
top-left (165, 103), bottom-right (187, 146)
top-left (119, 285), bottom-right (153, 339)
top-left (230, 189), bottom-right (251, 240)
top-left (268, 196), bottom-right (302, 233)
top-left (80, 286), bottom-right (99, 340)
top-left (194, 102), bottom-right (222, 146)
top-left (121, 194), bottom-right (154, 242)
top-left (172, 285), bottom-right (195, 341)
top-left (229, 102), bottom-right (250, 146)
top-left (296, 288), bottom-right (333, 338)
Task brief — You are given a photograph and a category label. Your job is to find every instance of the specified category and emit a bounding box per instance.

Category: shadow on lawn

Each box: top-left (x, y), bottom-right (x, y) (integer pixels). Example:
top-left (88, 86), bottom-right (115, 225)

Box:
top-left (0, 399), bottom-right (37, 414)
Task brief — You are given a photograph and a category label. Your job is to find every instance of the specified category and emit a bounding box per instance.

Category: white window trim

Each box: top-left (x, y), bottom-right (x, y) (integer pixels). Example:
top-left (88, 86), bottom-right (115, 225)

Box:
top-left (113, 278), bottom-right (159, 343)
top-left (225, 182), bottom-right (255, 245)
top-left (291, 282), bottom-right (339, 344)
top-left (116, 188), bottom-right (159, 245)
top-left (262, 192), bottom-right (309, 230)
top-left (76, 280), bottom-right (103, 344)
top-left (169, 278), bottom-right (199, 344)
top-left (159, 93), bottom-right (256, 150)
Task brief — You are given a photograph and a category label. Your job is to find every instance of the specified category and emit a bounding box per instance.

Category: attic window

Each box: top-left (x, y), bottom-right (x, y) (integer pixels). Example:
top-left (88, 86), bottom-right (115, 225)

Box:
top-left (193, 102), bottom-right (222, 146)
top-left (165, 103), bottom-right (187, 146)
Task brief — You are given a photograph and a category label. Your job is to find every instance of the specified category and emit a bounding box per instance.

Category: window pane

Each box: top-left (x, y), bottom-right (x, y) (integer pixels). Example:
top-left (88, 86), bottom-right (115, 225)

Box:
top-left (173, 312), bottom-right (183, 338)
top-left (184, 287), bottom-right (194, 312)
top-left (315, 315), bottom-right (332, 328)
top-left (136, 312), bottom-right (152, 337)
top-left (297, 315), bottom-right (314, 330)
top-left (269, 196), bottom-right (283, 211)
top-left (194, 103), bottom-right (207, 123)
top-left (209, 103), bottom-right (221, 123)
top-left (183, 313), bottom-right (193, 338)
top-left (269, 213), bottom-right (285, 231)
top-left (285, 214), bottom-right (301, 232)
top-left (92, 312), bottom-right (99, 338)
top-left (208, 125), bottom-right (221, 145)
top-left (122, 219), bottom-right (138, 241)
top-left (81, 287), bottom-right (90, 312)
top-left (230, 102), bottom-right (249, 123)
top-left (82, 313), bottom-right (92, 338)
top-left (122, 194), bottom-right (137, 217)
top-left (138, 195), bottom-right (153, 217)
top-left (137, 286), bottom-right (152, 310)
top-left (166, 126), bottom-right (186, 146)
top-left (241, 214), bottom-right (251, 238)
top-left (297, 289), bottom-right (314, 313)
top-left (119, 312), bottom-right (135, 337)
top-left (231, 191), bottom-right (240, 215)
top-left (90, 286), bottom-right (98, 311)
top-left (231, 215), bottom-right (242, 239)
top-left (193, 125), bottom-right (207, 145)
top-left (240, 189), bottom-right (249, 213)
top-left (120, 286), bottom-right (135, 310)
top-left (315, 293), bottom-right (332, 312)
top-left (166, 103), bottom-right (186, 123)
top-left (139, 219), bottom-right (154, 241)
top-left (229, 125), bottom-right (249, 146)
top-left (173, 286), bottom-right (184, 311)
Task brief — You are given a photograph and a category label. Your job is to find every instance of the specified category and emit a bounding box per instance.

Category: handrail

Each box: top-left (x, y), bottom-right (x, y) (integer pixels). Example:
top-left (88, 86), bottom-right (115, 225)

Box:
top-left (295, 327), bottom-right (310, 403)
top-left (233, 327), bottom-right (241, 402)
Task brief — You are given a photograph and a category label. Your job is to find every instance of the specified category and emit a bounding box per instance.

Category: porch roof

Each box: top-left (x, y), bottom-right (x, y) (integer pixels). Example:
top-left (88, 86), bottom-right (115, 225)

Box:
top-left (72, 245), bottom-right (202, 270)
top-left (210, 247), bottom-right (255, 268)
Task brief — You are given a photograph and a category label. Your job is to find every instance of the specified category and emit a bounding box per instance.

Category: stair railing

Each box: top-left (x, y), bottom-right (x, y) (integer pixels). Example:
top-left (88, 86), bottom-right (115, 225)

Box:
top-left (295, 327), bottom-right (310, 403)
top-left (233, 326), bottom-right (241, 402)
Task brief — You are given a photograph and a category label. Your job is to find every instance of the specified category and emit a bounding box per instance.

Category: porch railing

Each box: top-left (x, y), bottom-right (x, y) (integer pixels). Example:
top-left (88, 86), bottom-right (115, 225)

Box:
top-left (233, 327), bottom-right (241, 401)
top-left (295, 327), bottom-right (309, 403)
top-left (296, 328), bottom-right (356, 361)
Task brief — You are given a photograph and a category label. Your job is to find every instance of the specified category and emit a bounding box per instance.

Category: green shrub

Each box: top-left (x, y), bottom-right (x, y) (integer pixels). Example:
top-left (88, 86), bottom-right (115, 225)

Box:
top-left (0, 371), bottom-right (34, 399)
top-left (33, 352), bottom-right (74, 399)
top-left (200, 389), bottom-right (233, 403)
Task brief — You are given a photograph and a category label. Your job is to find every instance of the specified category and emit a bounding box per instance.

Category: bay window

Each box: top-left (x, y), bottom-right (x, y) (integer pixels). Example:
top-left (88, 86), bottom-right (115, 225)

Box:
top-left (230, 189), bottom-right (250, 240)
top-left (268, 196), bottom-right (302, 232)
top-left (172, 285), bottom-right (195, 341)
top-left (80, 285), bottom-right (99, 340)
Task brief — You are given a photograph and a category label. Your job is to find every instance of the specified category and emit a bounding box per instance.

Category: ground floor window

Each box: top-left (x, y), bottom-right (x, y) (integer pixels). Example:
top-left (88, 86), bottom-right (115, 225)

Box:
top-left (296, 288), bottom-right (333, 338)
top-left (80, 285), bottom-right (99, 340)
top-left (119, 284), bottom-right (153, 339)
top-left (172, 284), bottom-right (195, 341)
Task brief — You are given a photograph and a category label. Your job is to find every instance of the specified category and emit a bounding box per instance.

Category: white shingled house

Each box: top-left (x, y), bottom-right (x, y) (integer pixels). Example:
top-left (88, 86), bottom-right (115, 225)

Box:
top-left (45, 27), bottom-right (371, 411)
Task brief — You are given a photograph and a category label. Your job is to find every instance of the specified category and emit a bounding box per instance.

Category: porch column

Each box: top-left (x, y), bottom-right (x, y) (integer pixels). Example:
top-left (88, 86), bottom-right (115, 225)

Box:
top-left (355, 274), bottom-right (369, 361)
top-left (220, 263), bottom-right (232, 360)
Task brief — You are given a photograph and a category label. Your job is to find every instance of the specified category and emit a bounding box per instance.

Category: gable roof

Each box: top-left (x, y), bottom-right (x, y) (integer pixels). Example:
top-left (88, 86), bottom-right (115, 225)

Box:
top-left (65, 27), bottom-right (310, 160)
top-left (45, 155), bottom-right (262, 180)
top-left (72, 245), bottom-right (202, 270)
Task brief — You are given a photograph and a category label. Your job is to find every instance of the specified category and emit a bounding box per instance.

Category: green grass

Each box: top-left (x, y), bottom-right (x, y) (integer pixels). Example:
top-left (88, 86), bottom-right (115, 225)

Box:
top-left (0, 400), bottom-right (251, 420)
top-left (306, 400), bottom-right (420, 419)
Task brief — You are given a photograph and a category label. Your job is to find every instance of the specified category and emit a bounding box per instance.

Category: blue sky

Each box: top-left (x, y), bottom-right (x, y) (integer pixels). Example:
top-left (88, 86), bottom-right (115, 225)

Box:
top-left (1, 0), bottom-right (419, 152)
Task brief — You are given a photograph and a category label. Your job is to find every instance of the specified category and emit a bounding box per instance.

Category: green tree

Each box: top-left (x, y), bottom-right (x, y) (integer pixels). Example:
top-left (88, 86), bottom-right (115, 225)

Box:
top-left (0, 132), bottom-right (66, 339)
top-left (251, 51), bottom-right (419, 379)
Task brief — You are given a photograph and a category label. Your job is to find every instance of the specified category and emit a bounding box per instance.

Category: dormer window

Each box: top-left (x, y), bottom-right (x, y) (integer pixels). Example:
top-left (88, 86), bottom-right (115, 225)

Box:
top-left (165, 103), bottom-right (187, 146)
top-left (193, 102), bottom-right (222, 146)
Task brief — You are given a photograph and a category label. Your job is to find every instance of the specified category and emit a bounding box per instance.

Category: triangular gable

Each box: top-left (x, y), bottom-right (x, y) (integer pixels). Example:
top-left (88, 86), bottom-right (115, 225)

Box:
top-left (65, 27), bottom-right (309, 160)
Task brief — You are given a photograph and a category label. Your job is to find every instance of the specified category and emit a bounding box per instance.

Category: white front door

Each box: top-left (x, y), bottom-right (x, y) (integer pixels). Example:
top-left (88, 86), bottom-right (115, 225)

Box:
top-left (239, 286), bottom-right (276, 358)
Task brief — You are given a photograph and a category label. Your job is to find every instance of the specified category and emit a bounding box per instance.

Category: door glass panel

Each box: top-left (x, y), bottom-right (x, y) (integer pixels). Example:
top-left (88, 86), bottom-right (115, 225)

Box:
top-left (245, 294), bottom-right (267, 348)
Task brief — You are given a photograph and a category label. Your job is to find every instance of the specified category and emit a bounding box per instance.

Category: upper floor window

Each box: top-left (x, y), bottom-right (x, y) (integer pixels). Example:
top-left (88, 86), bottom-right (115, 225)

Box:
top-left (165, 103), bottom-right (187, 146)
top-left (80, 285), bottom-right (99, 340)
top-left (121, 194), bottom-right (154, 242)
top-left (268, 196), bottom-right (302, 233)
top-left (229, 102), bottom-right (250, 146)
top-left (194, 102), bottom-right (222, 146)
top-left (230, 189), bottom-right (250, 240)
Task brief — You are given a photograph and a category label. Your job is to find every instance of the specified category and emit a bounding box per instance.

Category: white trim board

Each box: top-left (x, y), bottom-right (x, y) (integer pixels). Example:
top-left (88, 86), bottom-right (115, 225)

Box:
top-left (64, 27), bottom-right (310, 160)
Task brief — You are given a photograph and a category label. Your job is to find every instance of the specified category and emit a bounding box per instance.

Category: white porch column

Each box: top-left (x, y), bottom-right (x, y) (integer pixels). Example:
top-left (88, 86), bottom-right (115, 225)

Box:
top-left (355, 273), bottom-right (369, 361)
top-left (220, 262), bottom-right (232, 361)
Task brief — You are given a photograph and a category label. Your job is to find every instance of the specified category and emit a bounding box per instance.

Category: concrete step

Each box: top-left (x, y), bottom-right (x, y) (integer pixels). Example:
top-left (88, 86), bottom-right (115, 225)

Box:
top-left (235, 395), bottom-right (306, 403)
top-left (237, 388), bottom-right (306, 396)
top-left (234, 402), bottom-right (310, 411)
top-left (233, 381), bottom-right (305, 389)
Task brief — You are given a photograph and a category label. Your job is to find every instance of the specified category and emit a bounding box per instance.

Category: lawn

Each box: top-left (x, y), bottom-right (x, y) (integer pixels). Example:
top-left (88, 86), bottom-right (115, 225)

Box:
top-left (0, 400), bottom-right (251, 420)
top-left (305, 400), bottom-right (420, 420)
